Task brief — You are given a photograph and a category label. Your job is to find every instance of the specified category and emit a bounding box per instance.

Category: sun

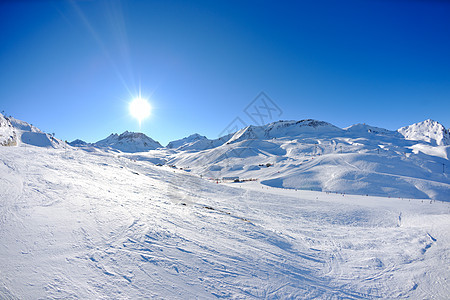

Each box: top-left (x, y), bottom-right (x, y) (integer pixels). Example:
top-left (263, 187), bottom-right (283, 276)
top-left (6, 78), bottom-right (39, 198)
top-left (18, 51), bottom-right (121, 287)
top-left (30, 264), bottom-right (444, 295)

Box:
top-left (129, 97), bottom-right (151, 127)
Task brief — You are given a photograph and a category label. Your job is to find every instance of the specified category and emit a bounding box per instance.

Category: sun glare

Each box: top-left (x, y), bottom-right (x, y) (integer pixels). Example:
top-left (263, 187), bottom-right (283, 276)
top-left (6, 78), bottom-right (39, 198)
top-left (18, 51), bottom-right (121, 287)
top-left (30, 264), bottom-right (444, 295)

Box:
top-left (129, 97), bottom-right (151, 126)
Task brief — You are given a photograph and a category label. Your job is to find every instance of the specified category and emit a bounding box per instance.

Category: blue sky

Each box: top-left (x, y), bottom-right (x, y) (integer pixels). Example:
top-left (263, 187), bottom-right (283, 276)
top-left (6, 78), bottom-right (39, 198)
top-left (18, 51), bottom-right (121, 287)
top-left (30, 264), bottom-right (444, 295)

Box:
top-left (1, 0), bottom-right (449, 145)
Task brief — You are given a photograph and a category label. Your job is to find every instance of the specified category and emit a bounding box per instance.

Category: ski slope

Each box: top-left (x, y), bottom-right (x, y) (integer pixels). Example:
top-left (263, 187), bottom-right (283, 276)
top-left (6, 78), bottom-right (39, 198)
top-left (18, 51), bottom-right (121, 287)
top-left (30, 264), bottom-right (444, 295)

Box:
top-left (146, 120), bottom-right (450, 201)
top-left (61, 117), bottom-right (450, 201)
top-left (1, 144), bottom-right (449, 299)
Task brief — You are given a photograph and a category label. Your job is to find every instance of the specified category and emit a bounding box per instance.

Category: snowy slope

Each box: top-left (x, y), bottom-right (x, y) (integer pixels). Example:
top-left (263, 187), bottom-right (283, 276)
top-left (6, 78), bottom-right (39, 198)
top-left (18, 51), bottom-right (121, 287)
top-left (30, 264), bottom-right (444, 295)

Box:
top-left (4, 114), bottom-right (449, 201)
top-left (0, 113), bottom-right (65, 148)
top-left (398, 119), bottom-right (450, 146)
top-left (167, 133), bottom-right (208, 149)
top-left (163, 120), bottom-right (336, 152)
top-left (150, 119), bottom-right (450, 201)
top-left (345, 123), bottom-right (401, 137)
top-left (68, 139), bottom-right (88, 147)
top-left (166, 133), bottom-right (233, 152)
top-left (0, 114), bottom-right (17, 146)
top-left (8, 116), bottom-right (42, 133)
top-left (95, 131), bottom-right (162, 152)
top-left (227, 119), bottom-right (342, 144)
top-left (1, 144), bottom-right (449, 299)
top-left (11, 115), bottom-right (447, 201)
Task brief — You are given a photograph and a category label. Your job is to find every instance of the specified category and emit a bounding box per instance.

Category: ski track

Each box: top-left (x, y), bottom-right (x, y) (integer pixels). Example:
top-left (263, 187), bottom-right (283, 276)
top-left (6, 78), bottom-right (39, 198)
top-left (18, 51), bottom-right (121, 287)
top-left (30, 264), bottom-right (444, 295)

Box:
top-left (0, 146), bottom-right (449, 299)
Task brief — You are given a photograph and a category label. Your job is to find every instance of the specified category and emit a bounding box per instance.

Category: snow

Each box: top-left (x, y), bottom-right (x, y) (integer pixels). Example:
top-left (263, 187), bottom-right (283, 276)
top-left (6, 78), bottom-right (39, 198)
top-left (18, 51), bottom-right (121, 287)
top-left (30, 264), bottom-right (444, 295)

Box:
top-left (8, 116), bottom-right (42, 133)
top-left (0, 143), bottom-right (449, 299)
top-left (94, 131), bottom-right (162, 152)
top-left (166, 133), bottom-right (208, 149)
top-left (0, 114), bottom-right (17, 146)
top-left (1, 115), bottom-right (450, 298)
top-left (398, 119), bottom-right (450, 146)
top-left (165, 134), bottom-right (232, 152)
top-left (157, 119), bottom-right (450, 201)
top-left (228, 120), bottom-right (342, 144)
top-left (68, 139), bottom-right (88, 147)
top-left (345, 123), bottom-right (401, 137)
top-left (6, 114), bottom-right (450, 200)
top-left (0, 113), bottom-right (64, 149)
top-left (410, 143), bottom-right (450, 160)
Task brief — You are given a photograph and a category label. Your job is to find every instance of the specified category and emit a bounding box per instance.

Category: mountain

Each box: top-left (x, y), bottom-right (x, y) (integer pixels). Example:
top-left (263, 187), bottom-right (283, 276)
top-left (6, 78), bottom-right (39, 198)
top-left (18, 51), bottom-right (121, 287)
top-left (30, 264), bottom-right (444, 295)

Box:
top-left (160, 118), bottom-right (450, 201)
top-left (227, 119), bottom-right (342, 144)
top-left (94, 131), bottom-right (162, 153)
top-left (166, 133), bottom-right (232, 152)
top-left (344, 123), bottom-right (401, 136)
top-left (167, 133), bottom-right (208, 149)
top-left (68, 139), bottom-right (88, 147)
top-left (398, 119), bottom-right (450, 146)
top-left (0, 114), bottom-right (17, 146)
top-left (8, 116), bottom-right (41, 133)
top-left (0, 113), bottom-right (64, 148)
top-left (3, 114), bottom-right (449, 200)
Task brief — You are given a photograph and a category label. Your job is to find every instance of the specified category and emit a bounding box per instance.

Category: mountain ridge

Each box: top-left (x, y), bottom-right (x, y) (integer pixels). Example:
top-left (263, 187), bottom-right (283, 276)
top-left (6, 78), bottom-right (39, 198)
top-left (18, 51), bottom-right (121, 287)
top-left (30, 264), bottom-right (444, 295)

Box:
top-left (3, 113), bottom-right (449, 200)
top-left (398, 119), bottom-right (450, 146)
top-left (0, 113), bottom-right (64, 148)
top-left (94, 130), bottom-right (162, 152)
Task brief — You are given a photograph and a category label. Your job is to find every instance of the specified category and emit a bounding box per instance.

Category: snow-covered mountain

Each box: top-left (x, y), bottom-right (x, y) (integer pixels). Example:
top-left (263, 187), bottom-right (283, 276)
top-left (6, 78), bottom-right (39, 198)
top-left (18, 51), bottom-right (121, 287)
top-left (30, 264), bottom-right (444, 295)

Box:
top-left (345, 123), bottom-right (401, 136)
top-left (154, 119), bottom-right (450, 201)
top-left (166, 133), bottom-right (233, 152)
top-left (0, 113), bottom-right (64, 148)
top-left (68, 139), bottom-right (88, 147)
top-left (166, 133), bottom-right (208, 149)
top-left (3, 114), bottom-right (449, 200)
top-left (94, 131), bottom-right (162, 152)
top-left (8, 116), bottom-right (42, 133)
top-left (0, 114), bottom-right (17, 146)
top-left (398, 119), bottom-right (450, 146)
top-left (67, 117), bottom-right (450, 200)
top-left (227, 119), bottom-right (342, 144)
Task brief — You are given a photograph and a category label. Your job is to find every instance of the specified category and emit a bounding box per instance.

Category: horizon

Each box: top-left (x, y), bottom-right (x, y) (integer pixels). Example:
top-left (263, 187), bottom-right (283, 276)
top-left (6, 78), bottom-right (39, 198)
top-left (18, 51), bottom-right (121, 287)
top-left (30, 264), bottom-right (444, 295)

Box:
top-left (1, 0), bottom-right (449, 145)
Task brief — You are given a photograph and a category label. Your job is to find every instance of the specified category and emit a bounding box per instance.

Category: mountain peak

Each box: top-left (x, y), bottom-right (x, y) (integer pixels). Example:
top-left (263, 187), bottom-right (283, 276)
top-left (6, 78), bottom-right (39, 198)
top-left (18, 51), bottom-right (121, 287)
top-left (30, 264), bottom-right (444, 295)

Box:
top-left (118, 131), bottom-right (148, 140)
top-left (345, 123), bottom-right (400, 136)
top-left (227, 119), bottom-right (342, 144)
top-left (68, 139), bottom-right (88, 147)
top-left (0, 114), bottom-right (65, 148)
top-left (0, 113), bottom-right (17, 146)
top-left (95, 131), bottom-right (162, 152)
top-left (398, 119), bottom-right (449, 146)
top-left (167, 133), bottom-right (208, 149)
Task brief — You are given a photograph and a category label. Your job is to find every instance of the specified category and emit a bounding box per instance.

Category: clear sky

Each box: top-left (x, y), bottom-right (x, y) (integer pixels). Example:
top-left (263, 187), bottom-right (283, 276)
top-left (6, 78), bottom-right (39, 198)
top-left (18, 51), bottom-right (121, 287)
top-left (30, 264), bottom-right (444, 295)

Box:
top-left (1, 0), bottom-right (449, 145)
